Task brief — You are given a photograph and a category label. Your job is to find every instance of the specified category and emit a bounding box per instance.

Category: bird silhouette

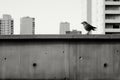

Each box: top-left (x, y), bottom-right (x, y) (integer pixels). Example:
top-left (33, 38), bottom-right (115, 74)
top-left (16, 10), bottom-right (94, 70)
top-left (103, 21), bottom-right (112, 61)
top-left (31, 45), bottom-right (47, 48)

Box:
top-left (81, 21), bottom-right (96, 35)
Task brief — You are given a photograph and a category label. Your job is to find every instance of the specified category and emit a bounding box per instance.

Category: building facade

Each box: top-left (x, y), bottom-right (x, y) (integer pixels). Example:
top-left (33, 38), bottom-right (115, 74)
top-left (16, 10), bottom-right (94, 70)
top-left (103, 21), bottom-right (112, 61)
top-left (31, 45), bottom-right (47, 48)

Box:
top-left (87, 0), bottom-right (92, 24)
top-left (87, 0), bottom-right (120, 34)
top-left (20, 17), bottom-right (35, 35)
top-left (86, 0), bottom-right (105, 34)
top-left (0, 14), bottom-right (14, 35)
top-left (105, 0), bottom-right (120, 34)
top-left (59, 22), bottom-right (70, 34)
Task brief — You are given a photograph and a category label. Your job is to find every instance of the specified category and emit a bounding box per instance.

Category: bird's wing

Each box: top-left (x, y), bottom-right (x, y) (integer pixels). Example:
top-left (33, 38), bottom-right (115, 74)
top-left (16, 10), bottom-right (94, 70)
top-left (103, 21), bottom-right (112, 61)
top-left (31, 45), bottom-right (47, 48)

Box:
top-left (84, 24), bottom-right (92, 31)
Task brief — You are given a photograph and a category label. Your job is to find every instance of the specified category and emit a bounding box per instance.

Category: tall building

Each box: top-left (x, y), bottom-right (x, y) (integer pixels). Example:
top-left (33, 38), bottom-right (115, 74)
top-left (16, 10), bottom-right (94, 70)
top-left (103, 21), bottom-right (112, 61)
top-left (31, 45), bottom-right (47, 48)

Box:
top-left (87, 0), bottom-right (92, 24)
top-left (86, 0), bottom-right (120, 34)
top-left (59, 22), bottom-right (70, 34)
top-left (20, 16), bottom-right (35, 35)
top-left (104, 0), bottom-right (120, 34)
top-left (86, 0), bottom-right (105, 34)
top-left (0, 14), bottom-right (14, 35)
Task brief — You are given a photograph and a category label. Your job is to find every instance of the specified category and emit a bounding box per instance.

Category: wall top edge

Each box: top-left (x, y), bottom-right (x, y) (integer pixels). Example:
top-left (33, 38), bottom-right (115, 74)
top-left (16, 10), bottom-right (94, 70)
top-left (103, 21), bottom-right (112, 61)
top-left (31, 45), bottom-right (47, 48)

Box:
top-left (0, 35), bottom-right (119, 39)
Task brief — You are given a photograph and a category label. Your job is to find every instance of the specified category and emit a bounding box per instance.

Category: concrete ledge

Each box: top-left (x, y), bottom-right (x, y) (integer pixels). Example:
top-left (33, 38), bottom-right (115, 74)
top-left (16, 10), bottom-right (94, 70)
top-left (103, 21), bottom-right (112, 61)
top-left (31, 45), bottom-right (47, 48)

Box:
top-left (0, 35), bottom-right (120, 39)
top-left (0, 35), bottom-right (120, 80)
top-left (0, 79), bottom-right (70, 80)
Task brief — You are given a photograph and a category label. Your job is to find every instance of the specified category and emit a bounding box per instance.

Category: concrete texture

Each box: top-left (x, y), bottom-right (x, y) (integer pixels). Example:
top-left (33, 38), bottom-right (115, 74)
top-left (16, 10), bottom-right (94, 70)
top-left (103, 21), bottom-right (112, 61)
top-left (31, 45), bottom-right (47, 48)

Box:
top-left (1, 35), bottom-right (120, 39)
top-left (0, 35), bottom-right (120, 80)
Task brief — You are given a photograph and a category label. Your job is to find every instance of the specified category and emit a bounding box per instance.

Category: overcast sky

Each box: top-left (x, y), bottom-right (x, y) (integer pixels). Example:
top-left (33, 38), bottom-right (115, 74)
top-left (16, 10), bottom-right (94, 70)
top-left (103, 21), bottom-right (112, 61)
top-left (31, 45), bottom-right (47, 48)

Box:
top-left (0, 0), bottom-right (87, 34)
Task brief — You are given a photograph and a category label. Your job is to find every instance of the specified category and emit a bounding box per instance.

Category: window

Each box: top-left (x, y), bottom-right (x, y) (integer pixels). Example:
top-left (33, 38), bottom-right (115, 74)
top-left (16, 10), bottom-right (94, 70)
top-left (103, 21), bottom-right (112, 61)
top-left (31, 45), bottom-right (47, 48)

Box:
top-left (113, 24), bottom-right (119, 28)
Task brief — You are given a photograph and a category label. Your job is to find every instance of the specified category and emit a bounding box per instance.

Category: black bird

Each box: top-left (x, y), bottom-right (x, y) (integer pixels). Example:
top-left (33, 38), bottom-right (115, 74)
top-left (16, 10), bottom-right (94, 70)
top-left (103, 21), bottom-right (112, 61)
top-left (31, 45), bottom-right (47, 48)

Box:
top-left (81, 21), bottom-right (96, 35)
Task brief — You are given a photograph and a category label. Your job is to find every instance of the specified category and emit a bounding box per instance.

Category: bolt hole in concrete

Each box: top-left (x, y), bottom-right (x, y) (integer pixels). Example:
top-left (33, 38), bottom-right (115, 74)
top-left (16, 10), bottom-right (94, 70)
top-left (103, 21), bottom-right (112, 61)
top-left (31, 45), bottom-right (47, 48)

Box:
top-left (79, 56), bottom-right (83, 60)
top-left (104, 63), bottom-right (108, 68)
top-left (117, 50), bottom-right (119, 53)
top-left (33, 63), bottom-right (37, 67)
top-left (4, 58), bottom-right (7, 60)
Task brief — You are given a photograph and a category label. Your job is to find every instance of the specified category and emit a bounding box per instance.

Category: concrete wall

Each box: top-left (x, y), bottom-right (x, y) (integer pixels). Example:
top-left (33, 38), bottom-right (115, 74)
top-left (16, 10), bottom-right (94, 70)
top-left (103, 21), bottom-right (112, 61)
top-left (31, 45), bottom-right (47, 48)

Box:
top-left (0, 41), bottom-right (69, 79)
top-left (0, 35), bottom-right (120, 80)
top-left (72, 42), bottom-right (120, 80)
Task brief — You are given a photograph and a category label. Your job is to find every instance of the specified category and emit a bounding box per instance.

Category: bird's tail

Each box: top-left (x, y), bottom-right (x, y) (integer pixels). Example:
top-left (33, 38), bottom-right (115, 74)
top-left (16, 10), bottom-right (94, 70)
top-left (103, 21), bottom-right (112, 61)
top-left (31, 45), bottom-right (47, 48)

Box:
top-left (92, 27), bottom-right (96, 31)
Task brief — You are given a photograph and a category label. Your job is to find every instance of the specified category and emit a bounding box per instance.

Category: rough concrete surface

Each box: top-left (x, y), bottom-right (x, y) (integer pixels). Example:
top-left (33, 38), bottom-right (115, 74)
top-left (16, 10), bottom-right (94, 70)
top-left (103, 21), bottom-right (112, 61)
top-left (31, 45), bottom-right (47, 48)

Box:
top-left (0, 35), bottom-right (119, 80)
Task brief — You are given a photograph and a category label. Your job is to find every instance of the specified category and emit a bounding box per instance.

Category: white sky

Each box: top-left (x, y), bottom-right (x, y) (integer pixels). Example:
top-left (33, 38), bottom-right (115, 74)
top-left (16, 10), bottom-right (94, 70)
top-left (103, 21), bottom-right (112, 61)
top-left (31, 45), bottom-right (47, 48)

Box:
top-left (0, 0), bottom-right (87, 34)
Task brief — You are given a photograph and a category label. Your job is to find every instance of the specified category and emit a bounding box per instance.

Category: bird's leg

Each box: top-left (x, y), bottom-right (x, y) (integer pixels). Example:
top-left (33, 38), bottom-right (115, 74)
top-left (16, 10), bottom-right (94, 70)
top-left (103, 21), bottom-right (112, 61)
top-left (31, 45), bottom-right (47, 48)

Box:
top-left (87, 31), bottom-right (90, 35)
